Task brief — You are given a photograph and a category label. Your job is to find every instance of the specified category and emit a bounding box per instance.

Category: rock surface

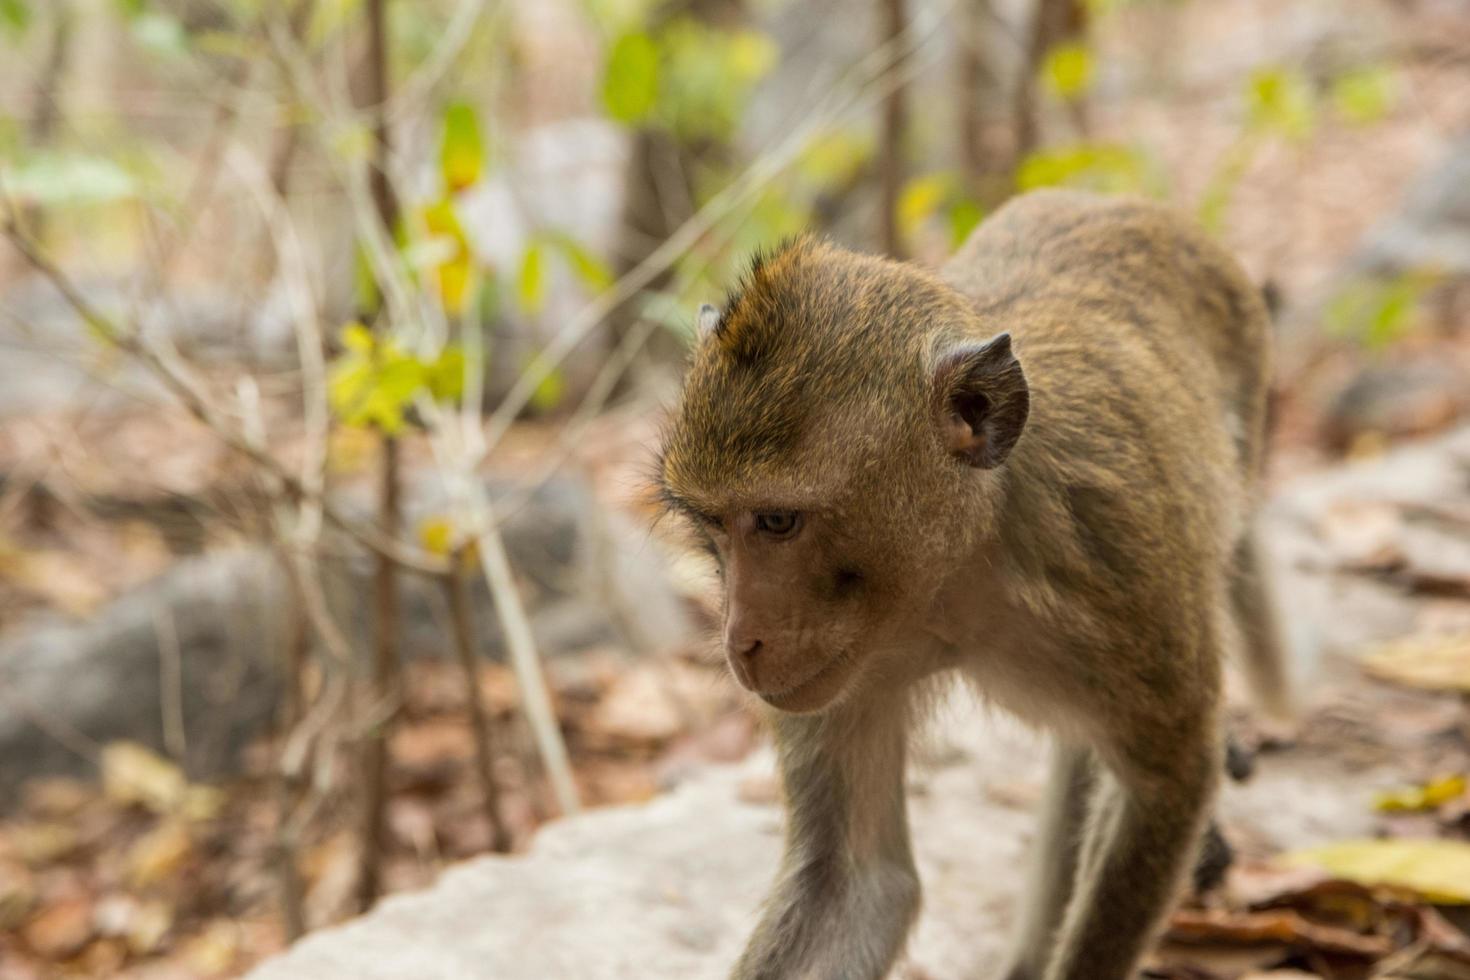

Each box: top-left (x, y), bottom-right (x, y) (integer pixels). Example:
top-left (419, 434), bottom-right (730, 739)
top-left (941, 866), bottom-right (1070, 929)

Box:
top-left (249, 429), bottom-right (1470, 980)
top-left (0, 475), bottom-right (694, 799)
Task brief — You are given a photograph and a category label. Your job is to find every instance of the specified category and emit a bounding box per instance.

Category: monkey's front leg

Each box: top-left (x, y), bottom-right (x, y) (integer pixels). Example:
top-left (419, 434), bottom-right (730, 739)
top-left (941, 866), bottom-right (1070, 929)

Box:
top-left (732, 701), bottom-right (920, 980)
top-left (1044, 729), bottom-right (1220, 980)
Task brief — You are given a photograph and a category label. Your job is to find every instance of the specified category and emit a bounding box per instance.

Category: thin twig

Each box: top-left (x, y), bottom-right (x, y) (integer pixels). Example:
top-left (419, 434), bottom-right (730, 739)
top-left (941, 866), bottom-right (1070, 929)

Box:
top-left (151, 603), bottom-right (188, 762)
top-left (0, 213), bottom-right (445, 575)
top-left (444, 550), bottom-right (513, 852)
top-left (356, 0), bottom-right (405, 914)
top-left (878, 0), bottom-right (910, 257)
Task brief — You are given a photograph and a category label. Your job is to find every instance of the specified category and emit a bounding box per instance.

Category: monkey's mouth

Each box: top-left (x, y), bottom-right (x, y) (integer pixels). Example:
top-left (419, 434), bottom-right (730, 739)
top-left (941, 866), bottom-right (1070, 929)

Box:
top-left (757, 650), bottom-right (855, 714)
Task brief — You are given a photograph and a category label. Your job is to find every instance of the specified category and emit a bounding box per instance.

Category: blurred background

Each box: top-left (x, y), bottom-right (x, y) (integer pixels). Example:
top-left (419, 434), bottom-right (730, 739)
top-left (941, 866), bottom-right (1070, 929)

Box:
top-left (0, 0), bottom-right (1468, 977)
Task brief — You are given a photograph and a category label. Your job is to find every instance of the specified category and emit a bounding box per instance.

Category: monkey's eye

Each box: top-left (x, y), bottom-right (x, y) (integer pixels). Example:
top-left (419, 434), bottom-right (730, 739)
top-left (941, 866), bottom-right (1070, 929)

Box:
top-left (753, 511), bottom-right (801, 539)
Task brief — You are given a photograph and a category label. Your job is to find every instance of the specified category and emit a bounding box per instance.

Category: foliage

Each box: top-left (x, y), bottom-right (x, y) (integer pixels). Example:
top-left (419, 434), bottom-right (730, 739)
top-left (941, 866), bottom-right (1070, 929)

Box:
top-left (1, 154), bottom-right (140, 206)
top-left (0, 0), bottom-right (29, 35)
top-left (1324, 272), bottom-right (1436, 350)
top-left (600, 19), bottom-right (778, 141)
top-left (1041, 42), bottom-right (1095, 102)
top-left (1247, 66), bottom-right (1316, 141)
top-left (895, 171), bottom-right (986, 249)
top-left (1016, 142), bottom-right (1162, 196)
top-left (327, 324), bottom-right (466, 433)
top-left (1331, 65), bottom-right (1398, 125)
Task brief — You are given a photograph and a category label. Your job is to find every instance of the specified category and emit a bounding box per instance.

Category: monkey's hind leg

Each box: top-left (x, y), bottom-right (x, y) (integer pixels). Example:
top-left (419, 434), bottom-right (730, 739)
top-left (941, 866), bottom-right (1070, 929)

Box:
top-left (1229, 529), bottom-right (1292, 720)
top-left (998, 743), bottom-right (1096, 980)
top-left (1043, 720), bottom-right (1221, 980)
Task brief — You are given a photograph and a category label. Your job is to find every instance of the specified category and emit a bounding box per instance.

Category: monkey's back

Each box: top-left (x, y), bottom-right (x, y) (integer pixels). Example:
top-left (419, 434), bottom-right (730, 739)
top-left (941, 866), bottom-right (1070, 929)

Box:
top-left (944, 190), bottom-right (1272, 652)
top-left (944, 189), bottom-right (1270, 482)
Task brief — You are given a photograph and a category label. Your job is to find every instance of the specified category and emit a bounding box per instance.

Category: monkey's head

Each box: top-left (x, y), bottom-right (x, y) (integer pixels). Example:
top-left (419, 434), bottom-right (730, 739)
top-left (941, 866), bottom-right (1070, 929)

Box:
top-left (658, 237), bottom-right (1029, 713)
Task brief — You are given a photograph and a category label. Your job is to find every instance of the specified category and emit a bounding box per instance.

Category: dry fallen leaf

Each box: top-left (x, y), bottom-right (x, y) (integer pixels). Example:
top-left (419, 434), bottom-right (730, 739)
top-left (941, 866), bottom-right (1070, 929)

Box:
top-left (8, 821), bottom-right (82, 866)
top-left (1362, 632), bottom-right (1470, 693)
top-left (1167, 906), bottom-right (1393, 958)
top-left (1374, 774), bottom-right (1469, 812)
top-left (0, 863), bottom-right (36, 931)
top-left (101, 741), bottom-right (223, 820)
top-left (102, 742), bottom-right (188, 813)
top-left (126, 818), bottom-right (194, 887)
top-left (1283, 839), bottom-right (1470, 904)
top-left (0, 545), bottom-right (112, 615)
top-left (22, 895), bottom-right (95, 959)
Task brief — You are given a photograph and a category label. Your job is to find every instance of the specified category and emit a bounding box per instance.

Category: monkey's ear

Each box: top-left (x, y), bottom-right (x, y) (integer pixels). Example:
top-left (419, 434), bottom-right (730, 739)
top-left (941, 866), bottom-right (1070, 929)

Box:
top-left (933, 332), bottom-right (1030, 468)
top-left (697, 304), bottom-right (721, 339)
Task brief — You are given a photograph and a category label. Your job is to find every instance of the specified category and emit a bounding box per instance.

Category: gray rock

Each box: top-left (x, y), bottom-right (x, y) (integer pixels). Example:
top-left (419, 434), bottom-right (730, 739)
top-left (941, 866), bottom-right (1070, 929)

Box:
top-left (1349, 132), bottom-right (1470, 279)
top-left (1320, 358), bottom-right (1469, 453)
top-left (0, 474), bottom-right (694, 800)
top-left (248, 427), bottom-right (1470, 980)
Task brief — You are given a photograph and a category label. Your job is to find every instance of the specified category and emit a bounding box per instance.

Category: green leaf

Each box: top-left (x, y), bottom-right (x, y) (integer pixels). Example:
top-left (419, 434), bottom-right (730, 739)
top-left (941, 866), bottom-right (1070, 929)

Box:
top-left (1196, 136), bottom-right (1258, 234)
top-left (1016, 142), bottom-right (1159, 195)
top-left (1332, 66), bottom-right (1396, 125)
top-left (517, 242), bottom-right (547, 315)
top-left (439, 101), bottom-right (486, 193)
top-left (601, 31), bottom-right (660, 124)
top-left (948, 198), bottom-right (985, 248)
top-left (1324, 273), bottom-right (1433, 349)
top-left (0, 0), bottom-right (30, 35)
top-left (897, 172), bottom-right (954, 238)
top-left (524, 357), bottom-right (565, 412)
top-left (1247, 66), bottom-right (1315, 141)
top-left (425, 345), bottom-right (467, 402)
top-left (547, 233), bottom-right (613, 292)
top-left (658, 22), bottom-right (780, 142)
top-left (797, 130), bottom-right (872, 186)
top-left (352, 242), bottom-right (379, 316)
top-left (2, 154), bottom-right (139, 206)
top-left (1041, 42), bottom-right (1094, 101)
top-left (725, 30), bottom-right (778, 83)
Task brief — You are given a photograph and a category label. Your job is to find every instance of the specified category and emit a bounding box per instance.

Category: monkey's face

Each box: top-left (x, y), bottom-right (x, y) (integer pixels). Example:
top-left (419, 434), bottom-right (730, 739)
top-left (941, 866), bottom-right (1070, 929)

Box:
top-left (690, 505), bottom-right (882, 713)
top-left (657, 238), bottom-right (1029, 714)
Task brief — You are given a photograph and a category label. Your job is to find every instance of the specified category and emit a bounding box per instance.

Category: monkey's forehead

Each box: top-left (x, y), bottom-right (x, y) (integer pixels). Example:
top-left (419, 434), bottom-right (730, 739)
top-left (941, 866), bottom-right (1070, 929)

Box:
top-left (658, 388), bottom-right (907, 517)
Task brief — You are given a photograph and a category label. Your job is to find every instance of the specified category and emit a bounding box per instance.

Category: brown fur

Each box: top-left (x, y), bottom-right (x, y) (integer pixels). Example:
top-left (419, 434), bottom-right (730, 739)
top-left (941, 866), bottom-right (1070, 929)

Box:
top-left (657, 189), bottom-right (1286, 980)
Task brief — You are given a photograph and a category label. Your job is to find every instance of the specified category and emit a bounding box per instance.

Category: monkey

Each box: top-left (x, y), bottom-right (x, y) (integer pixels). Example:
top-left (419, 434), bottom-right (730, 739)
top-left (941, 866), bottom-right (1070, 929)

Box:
top-left (655, 187), bottom-right (1290, 980)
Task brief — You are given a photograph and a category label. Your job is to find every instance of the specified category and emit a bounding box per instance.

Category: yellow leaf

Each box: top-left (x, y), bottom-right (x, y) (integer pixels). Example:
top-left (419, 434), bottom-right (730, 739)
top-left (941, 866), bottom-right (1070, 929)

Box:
top-left (340, 322), bottom-right (374, 354)
top-left (1373, 774), bottom-right (1468, 812)
top-left (102, 742), bottom-right (187, 813)
top-left (126, 819), bottom-right (193, 887)
top-left (1283, 838), bottom-right (1470, 903)
top-left (1042, 42), bottom-right (1094, 101)
top-left (1363, 633), bottom-right (1470, 693)
top-left (437, 255), bottom-right (473, 314)
top-left (420, 516), bottom-right (454, 556)
top-left (897, 172), bottom-right (954, 239)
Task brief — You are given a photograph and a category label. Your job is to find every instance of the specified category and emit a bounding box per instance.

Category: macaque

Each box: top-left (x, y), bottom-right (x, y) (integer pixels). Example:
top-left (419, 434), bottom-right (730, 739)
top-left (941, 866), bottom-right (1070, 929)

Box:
top-left (656, 189), bottom-right (1289, 980)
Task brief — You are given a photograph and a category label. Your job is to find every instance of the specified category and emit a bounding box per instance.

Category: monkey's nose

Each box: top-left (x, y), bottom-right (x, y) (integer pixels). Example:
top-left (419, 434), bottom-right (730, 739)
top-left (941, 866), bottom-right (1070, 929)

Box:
top-left (726, 637), bottom-right (763, 690)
